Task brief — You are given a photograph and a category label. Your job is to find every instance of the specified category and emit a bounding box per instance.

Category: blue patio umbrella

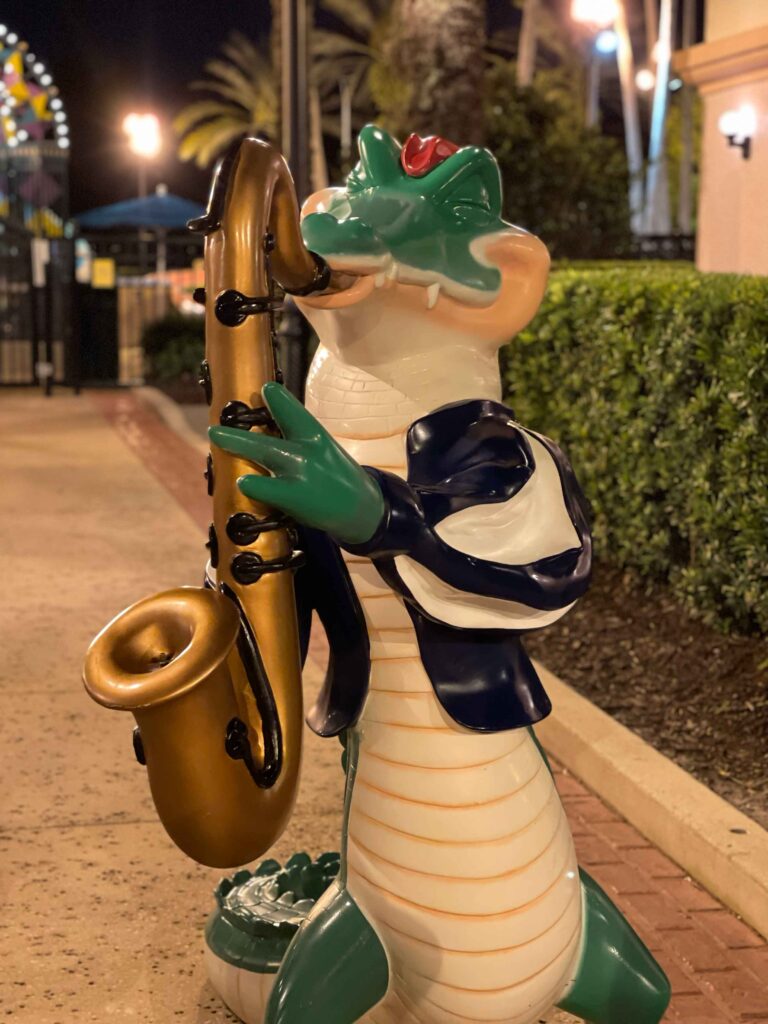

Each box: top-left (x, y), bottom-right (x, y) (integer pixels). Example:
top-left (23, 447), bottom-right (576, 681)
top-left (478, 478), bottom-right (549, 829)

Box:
top-left (76, 191), bottom-right (204, 230)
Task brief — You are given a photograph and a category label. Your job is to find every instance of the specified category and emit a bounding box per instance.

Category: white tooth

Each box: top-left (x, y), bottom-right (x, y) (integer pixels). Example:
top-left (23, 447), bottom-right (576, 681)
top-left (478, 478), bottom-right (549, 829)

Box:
top-left (374, 272), bottom-right (386, 288)
top-left (426, 282), bottom-right (440, 309)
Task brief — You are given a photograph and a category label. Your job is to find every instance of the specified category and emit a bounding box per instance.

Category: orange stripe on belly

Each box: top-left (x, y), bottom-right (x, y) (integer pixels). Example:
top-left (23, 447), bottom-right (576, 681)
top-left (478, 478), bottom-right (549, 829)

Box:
top-left (370, 655), bottom-right (423, 663)
top-left (404, 916), bottom-right (580, 994)
top-left (348, 812), bottom-right (564, 881)
top-left (355, 760), bottom-right (543, 808)
top-left (347, 843), bottom-right (571, 920)
top-left (379, 892), bottom-right (575, 955)
top-left (333, 427), bottom-right (407, 440)
top-left (360, 740), bottom-right (525, 771)
top-left (351, 787), bottom-right (558, 847)
top-left (360, 720), bottom-right (452, 730)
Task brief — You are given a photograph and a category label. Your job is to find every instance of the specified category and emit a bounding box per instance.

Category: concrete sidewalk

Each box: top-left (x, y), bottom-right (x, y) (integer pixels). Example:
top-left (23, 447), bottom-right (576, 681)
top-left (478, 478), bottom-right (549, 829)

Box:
top-left (2, 388), bottom-right (767, 1023)
top-left (1, 390), bottom-right (344, 1023)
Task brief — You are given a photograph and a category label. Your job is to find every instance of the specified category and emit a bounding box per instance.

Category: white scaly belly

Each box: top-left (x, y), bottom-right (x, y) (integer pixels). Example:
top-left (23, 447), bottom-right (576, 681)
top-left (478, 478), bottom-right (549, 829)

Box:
top-left (307, 355), bottom-right (583, 1024)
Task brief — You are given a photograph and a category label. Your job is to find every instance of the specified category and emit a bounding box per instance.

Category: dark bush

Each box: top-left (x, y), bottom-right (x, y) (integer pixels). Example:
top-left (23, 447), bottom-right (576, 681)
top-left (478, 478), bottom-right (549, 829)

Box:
top-left (486, 66), bottom-right (632, 259)
top-left (142, 312), bottom-right (205, 382)
top-left (503, 265), bottom-right (768, 634)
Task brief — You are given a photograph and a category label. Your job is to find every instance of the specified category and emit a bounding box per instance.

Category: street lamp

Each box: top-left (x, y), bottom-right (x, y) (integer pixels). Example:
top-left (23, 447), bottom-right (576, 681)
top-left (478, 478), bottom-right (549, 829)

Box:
top-left (576, 0), bottom-right (644, 232)
top-left (572, 1), bottom-right (619, 128)
top-left (595, 29), bottom-right (619, 54)
top-left (122, 112), bottom-right (161, 199)
top-left (122, 112), bottom-right (161, 276)
top-left (571, 0), bottom-right (619, 28)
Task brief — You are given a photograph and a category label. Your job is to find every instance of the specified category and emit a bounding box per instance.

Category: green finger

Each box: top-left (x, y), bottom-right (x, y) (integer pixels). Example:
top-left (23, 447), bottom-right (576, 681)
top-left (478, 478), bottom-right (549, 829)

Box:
top-left (262, 382), bottom-right (324, 442)
top-left (209, 426), bottom-right (303, 475)
top-left (237, 473), bottom-right (300, 514)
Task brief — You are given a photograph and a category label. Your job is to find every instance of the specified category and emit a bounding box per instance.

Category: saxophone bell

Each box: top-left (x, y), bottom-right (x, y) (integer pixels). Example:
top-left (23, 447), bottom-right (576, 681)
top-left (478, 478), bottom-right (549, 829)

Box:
top-left (84, 586), bottom-right (294, 868)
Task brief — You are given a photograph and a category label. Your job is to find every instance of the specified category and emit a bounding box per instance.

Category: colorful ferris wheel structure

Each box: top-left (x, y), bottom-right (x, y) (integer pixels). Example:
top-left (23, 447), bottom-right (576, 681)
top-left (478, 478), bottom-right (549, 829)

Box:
top-left (0, 22), bottom-right (70, 238)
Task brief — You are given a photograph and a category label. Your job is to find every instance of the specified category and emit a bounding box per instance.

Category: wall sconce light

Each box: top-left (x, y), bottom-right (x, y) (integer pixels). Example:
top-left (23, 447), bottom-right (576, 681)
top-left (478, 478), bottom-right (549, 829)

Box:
top-left (718, 105), bottom-right (757, 159)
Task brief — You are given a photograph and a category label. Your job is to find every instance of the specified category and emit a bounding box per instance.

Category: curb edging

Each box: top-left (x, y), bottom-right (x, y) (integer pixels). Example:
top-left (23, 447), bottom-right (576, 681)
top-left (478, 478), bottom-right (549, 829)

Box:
top-left (535, 660), bottom-right (768, 942)
top-left (136, 386), bottom-right (209, 457)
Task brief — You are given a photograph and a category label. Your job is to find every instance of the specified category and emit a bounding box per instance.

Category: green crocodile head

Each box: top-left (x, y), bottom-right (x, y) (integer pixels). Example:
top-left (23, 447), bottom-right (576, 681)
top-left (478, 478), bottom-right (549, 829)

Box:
top-left (300, 124), bottom-right (511, 305)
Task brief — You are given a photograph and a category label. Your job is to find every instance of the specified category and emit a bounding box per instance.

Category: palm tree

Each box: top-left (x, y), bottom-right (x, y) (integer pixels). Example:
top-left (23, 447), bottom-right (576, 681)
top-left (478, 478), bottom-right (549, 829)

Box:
top-left (380, 0), bottom-right (487, 144)
top-left (312, 0), bottom-right (390, 154)
top-left (173, 31), bottom-right (278, 169)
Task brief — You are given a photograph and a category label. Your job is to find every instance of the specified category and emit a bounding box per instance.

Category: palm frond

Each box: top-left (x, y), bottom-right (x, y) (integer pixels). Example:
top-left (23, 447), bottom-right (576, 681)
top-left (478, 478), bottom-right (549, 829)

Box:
top-left (189, 78), bottom-right (255, 108)
top-left (318, 0), bottom-right (379, 39)
top-left (173, 100), bottom-right (240, 137)
top-left (202, 58), bottom-right (261, 103)
top-left (178, 118), bottom-right (250, 168)
top-left (196, 122), bottom-right (250, 168)
top-left (220, 31), bottom-right (274, 80)
top-left (312, 28), bottom-right (376, 59)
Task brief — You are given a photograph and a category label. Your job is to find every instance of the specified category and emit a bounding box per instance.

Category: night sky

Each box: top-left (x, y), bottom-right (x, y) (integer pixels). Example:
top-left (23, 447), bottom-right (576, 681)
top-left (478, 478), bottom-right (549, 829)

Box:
top-left (3, 1), bottom-right (702, 216)
top-left (3, 0), bottom-right (275, 212)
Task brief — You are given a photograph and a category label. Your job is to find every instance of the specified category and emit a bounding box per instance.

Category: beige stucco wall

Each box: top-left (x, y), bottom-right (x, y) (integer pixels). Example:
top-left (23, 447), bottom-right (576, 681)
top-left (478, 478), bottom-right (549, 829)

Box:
top-left (675, 17), bottom-right (768, 275)
top-left (706, 0), bottom-right (768, 43)
top-left (697, 77), bottom-right (768, 275)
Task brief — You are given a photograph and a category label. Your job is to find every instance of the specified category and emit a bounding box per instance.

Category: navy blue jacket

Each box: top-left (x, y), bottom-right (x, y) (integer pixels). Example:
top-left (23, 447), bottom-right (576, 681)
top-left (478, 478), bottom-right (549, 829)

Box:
top-left (296, 399), bottom-right (591, 736)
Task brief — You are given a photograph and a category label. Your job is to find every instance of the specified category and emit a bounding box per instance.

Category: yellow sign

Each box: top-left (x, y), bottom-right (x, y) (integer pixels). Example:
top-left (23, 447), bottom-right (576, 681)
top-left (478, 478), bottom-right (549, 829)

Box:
top-left (91, 258), bottom-right (116, 289)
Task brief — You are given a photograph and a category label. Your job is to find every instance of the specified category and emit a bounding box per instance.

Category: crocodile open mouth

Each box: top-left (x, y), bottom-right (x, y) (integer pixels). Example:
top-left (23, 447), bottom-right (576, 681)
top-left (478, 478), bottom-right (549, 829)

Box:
top-left (303, 238), bottom-right (509, 313)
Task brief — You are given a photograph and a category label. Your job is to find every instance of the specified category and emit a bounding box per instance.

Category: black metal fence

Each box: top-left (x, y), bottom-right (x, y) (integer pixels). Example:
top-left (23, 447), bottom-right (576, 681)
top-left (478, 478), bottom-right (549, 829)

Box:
top-left (0, 222), bottom-right (77, 391)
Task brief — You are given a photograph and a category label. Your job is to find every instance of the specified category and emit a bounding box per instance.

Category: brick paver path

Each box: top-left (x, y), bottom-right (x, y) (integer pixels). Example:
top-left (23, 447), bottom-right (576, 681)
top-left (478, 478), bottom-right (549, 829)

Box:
top-left (551, 758), bottom-right (768, 1023)
top-left (98, 389), bottom-right (768, 1024)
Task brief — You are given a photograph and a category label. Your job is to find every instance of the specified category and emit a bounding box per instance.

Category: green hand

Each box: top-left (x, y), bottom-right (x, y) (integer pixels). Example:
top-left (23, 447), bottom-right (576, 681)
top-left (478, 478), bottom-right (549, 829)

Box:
top-left (209, 382), bottom-right (385, 545)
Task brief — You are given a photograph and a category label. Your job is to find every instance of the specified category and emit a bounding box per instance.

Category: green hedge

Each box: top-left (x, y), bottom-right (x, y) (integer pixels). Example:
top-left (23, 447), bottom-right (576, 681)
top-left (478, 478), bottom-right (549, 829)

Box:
top-left (142, 312), bottom-right (205, 382)
top-left (504, 265), bottom-right (768, 634)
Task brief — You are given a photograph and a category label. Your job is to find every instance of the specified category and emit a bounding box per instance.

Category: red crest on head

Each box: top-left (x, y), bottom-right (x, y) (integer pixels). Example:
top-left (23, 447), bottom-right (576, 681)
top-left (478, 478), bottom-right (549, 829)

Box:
top-left (401, 133), bottom-right (460, 177)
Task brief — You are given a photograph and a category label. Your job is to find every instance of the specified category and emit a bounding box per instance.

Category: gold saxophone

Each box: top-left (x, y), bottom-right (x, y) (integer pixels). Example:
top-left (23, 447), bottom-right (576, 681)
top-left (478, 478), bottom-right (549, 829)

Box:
top-left (83, 138), bottom-right (336, 869)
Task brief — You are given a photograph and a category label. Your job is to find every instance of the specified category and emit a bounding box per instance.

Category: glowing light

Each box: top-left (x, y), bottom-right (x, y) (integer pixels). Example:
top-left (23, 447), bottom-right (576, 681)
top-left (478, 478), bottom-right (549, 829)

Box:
top-left (33, 62), bottom-right (45, 75)
top-left (0, 25), bottom-right (6, 36)
top-left (56, 123), bottom-right (69, 135)
top-left (651, 39), bottom-right (671, 63)
top-left (571, 0), bottom-right (619, 28)
top-left (54, 111), bottom-right (67, 122)
top-left (40, 73), bottom-right (52, 86)
top-left (718, 105), bottom-right (757, 143)
top-left (669, 77), bottom-right (683, 92)
top-left (595, 29), bottom-right (618, 54)
top-left (57, 137), bottom-right (70, 149)
top-left (51, 98), bottom-right (63, 111)
top-left (122, 111), bottom-right (161, 158)
top-left (635, 68), bottom-right (656, 92)
top-left (16, 129), bottom-right (27, 141)
top-left (7, 32), bottom-right (18, 45)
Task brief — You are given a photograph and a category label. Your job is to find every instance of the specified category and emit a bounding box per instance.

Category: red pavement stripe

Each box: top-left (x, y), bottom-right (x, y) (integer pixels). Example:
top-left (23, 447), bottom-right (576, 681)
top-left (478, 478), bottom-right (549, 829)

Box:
top-left (90, 389), bottom-right (210, 533)
top-left (94, 387), bottom-right (768, 1023)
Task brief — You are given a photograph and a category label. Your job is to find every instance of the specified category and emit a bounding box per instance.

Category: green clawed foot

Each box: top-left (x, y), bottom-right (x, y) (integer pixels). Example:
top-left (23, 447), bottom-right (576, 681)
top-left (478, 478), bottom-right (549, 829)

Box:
top-left (557, 869), bottom-right (670, 1024)
top-left (265, 882), bottom-right (389, 1024)
top-left (209, 382), bottom-right (385, 545)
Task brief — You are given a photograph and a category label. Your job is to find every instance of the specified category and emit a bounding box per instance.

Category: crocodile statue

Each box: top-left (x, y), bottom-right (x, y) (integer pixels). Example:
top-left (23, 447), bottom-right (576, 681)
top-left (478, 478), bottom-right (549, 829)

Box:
top-left (206, 124), bottom-right (671, 1024)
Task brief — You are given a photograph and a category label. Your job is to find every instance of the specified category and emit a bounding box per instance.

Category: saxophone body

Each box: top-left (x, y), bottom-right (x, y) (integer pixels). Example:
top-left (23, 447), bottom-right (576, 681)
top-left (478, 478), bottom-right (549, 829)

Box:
top-left (83, 139), bottom-right (332, 869)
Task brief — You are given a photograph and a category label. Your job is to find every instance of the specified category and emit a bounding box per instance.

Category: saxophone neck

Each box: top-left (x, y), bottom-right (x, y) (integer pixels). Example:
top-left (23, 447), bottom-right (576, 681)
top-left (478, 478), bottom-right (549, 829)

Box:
top-left (190, 136), bottom-right (332, 298)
